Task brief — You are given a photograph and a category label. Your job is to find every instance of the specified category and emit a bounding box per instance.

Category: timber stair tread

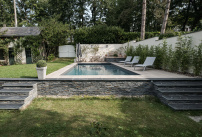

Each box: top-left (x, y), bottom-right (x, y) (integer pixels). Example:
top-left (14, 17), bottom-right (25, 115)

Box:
top-left (168, 103), bottom-right (202, 110)
top-left (0, 96), bottom-right (28, 101)
top-left (0, 104), bottom-right (23, 109)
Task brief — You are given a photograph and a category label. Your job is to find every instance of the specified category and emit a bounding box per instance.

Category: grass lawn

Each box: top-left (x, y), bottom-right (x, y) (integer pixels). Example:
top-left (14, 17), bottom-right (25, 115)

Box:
top-left (0, 97), bottom-right (201, 137)
top-left (0, 58), bottom-right (74, 78)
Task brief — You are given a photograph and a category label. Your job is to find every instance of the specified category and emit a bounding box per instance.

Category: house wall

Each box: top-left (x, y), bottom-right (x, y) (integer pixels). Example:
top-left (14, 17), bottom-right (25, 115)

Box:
top-left (8, 42), bottom-right (27, 64)
top-left (21, 48), bottom-right (26, 64)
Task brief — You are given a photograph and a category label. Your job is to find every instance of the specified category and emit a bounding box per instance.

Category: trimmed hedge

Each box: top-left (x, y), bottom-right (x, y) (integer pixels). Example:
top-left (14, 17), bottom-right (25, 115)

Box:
top-left (74, 25), bottom-right (160, 44)
top-left (36, 60), bottom-right (47, 68)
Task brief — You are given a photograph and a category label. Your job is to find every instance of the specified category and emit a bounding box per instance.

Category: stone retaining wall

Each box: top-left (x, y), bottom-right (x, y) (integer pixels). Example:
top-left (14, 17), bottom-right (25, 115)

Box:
top-left (0, 80), bottom-right (154, 96)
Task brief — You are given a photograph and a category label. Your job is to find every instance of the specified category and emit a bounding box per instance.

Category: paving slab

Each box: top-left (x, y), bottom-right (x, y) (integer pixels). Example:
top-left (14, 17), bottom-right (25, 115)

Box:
top-left (189, 116), bottom-right (202, 122)
top-left (46, 62), bottom-right (194, 80)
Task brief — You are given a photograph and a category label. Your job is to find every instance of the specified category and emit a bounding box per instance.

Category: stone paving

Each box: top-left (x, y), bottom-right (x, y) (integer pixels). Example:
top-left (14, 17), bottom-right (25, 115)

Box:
top-left (46, 62), bottom-right (193, 80)
top-left (189, 116), bottom-right (202, 122)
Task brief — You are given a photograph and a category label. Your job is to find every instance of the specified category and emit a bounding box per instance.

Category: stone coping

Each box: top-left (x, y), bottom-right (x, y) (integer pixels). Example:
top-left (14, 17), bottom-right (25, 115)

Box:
top-left (0, 78), bottom-right (202, 81)
top-left (0, 62), bottom-right (201, 81)
top-left (45, 62), bottom-right (197, 79)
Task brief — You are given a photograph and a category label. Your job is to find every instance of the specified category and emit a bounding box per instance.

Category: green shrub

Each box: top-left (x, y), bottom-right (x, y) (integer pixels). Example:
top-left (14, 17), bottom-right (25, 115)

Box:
top-left (36, 60), bottom-right (47, 68)
top-left (193, 43), bottom-right (202, 75)
top-left (47, 54), bottom-right (55, 61)
top-left (159, 33), bottom-right (176, 40)
top-left (74, 25), bottom-right (160, 44)
top-left (113, 54), bottom-right (118, 57)
top-left (175, 36), bottom-right (193, 73)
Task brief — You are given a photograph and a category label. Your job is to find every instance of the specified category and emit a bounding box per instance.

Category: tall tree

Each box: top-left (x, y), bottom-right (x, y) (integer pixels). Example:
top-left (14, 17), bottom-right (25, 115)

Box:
top-left (161, 0), bottom-right (171, 34)
top-left (141, 0), bottom-right (146, 40)
top-left (74, 0), bottom-right (89, 28)
top-left (0, 0), bottom-right (14, 27)
top-left (13, 0), bottom-right (17, 27)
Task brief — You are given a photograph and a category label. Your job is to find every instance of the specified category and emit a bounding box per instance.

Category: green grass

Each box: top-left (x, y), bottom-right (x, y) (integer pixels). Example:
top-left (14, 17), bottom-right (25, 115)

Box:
top-left (0, 58), bottom-right (74, 78)
top-left (0, 96), bottom-right (201, 137)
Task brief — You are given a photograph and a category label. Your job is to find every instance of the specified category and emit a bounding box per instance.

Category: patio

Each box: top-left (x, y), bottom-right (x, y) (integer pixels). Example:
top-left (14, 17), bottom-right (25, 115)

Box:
top-left (46, 62), bottom-right (193, 80)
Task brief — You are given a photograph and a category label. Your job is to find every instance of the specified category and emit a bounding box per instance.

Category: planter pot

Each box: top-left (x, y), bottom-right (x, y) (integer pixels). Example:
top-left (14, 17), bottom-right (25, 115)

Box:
top-left (36, 67), bottom-right (47, 80)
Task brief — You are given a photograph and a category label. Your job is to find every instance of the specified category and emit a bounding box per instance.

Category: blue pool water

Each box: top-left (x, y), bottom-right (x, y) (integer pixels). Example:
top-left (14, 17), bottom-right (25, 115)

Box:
top-left (63, 64), bottom-right (138, 75)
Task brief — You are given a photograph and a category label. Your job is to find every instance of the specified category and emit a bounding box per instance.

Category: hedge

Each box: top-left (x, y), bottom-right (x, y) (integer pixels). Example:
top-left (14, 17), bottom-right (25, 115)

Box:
top-left (74, 25), bottom-right (160, 44)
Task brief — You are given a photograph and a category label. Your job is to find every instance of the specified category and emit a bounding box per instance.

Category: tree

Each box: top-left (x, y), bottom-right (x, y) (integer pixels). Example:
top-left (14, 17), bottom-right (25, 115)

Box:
top-left (21, 16), bottom-right (70, 60)
top-left (141, 0), bottom-right (146, 40)
top-left (0, 0), bottom-right (14, 27)
top-left (161, 0), bottom-right (171, 34)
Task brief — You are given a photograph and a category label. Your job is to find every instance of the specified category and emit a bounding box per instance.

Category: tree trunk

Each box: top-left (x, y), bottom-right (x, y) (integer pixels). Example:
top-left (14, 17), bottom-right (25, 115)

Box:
top-left (182, 0), bottom-right (191, 31)
top-left (13, 0), bottom-right (18, 27)
top-left (141, 0), bottom-right (146, 40)
top-left (160, 0), bottom-right (171, 34)
top-left (191, 0), bottom-right (202, 30)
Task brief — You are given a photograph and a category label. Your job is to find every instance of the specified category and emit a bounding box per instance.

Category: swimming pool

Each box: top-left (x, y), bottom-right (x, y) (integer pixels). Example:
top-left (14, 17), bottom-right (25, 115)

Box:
top-left (63, 63), bottom-right (138, 75)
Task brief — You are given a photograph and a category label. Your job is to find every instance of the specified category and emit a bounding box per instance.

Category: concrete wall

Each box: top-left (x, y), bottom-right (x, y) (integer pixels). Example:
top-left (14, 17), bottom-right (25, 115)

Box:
top-left (123, 31), bottom-right (202, 49)
top-left (59, 45), bottom-right (76, 58)
top-left (80, 31), bottom-right (202, 62)
top-left (80, 44), bottom-right (124, 62)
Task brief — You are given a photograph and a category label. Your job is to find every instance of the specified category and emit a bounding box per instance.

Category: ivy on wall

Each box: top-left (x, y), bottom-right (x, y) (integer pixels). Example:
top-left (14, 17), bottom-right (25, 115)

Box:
top-left (0, 38), bottom-right (14, 65)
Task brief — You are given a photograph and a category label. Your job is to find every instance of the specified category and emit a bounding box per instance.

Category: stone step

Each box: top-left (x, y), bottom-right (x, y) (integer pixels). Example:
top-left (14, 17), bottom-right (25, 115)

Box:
top-left (0, 89), bottom-right (33, 96)
top-left (154, 82), bottom-right (202, 88)
top-left (168, 103), bottom-right (202, 110)
top-left (0, 96), bottom-right (28, 101)
top-left (162, 95), bottom-right (202, 101)
top-left (157, 88), bottom-right (202, 94)
top-left (0, 104), bottom-right (23, 110)
top-left (2, 83), bottom-right (34, 89)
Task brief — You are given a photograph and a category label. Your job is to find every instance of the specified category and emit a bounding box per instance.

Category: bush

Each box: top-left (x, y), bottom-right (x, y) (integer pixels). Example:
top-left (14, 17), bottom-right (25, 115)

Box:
top-left (74, 25), bottom-right (160, 44)
top-left (47, 54), bottom-right (55, 61)
top-left (125, 36), bottom-right (201, 75)
top-left (36, 60), bottom-right (47, 68)
top-left (193, 43), bottom-right (202, 75)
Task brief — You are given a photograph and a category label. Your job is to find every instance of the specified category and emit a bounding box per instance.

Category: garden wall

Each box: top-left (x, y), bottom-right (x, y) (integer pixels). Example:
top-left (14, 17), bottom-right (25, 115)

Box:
top-left (0, 80), bottom-right (154, 96)
top-left (123, 31), bottom-right (202, 49)
top-left (80, 44), bottom-right (123, 62)
top-left (80, 31), bottom-right (202, 62)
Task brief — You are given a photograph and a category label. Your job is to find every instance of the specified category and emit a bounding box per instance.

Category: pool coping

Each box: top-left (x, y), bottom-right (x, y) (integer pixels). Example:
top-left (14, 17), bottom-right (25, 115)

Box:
top-left (62, 62), bottom-right (139, 76)
top-left (1, 62), bottom-right (201, 81)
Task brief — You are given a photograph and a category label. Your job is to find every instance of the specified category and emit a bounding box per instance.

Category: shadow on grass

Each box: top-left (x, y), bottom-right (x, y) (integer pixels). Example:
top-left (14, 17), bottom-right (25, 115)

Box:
top-left (118, 96), bottom-right (202, 137)
top-left (0, 108), bottom-right (129, 137)
top-left (0, 97), bottom-right (202, 137)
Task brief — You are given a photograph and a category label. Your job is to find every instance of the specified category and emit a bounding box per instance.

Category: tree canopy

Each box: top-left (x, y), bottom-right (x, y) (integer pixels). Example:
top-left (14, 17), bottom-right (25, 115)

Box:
top-left (0, 0), bottom-right (201, 31)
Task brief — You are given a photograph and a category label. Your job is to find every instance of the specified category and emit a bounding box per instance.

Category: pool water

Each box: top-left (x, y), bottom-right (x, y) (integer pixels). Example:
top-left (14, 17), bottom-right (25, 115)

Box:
top-left (63, 64), bottom-right (138, 75)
